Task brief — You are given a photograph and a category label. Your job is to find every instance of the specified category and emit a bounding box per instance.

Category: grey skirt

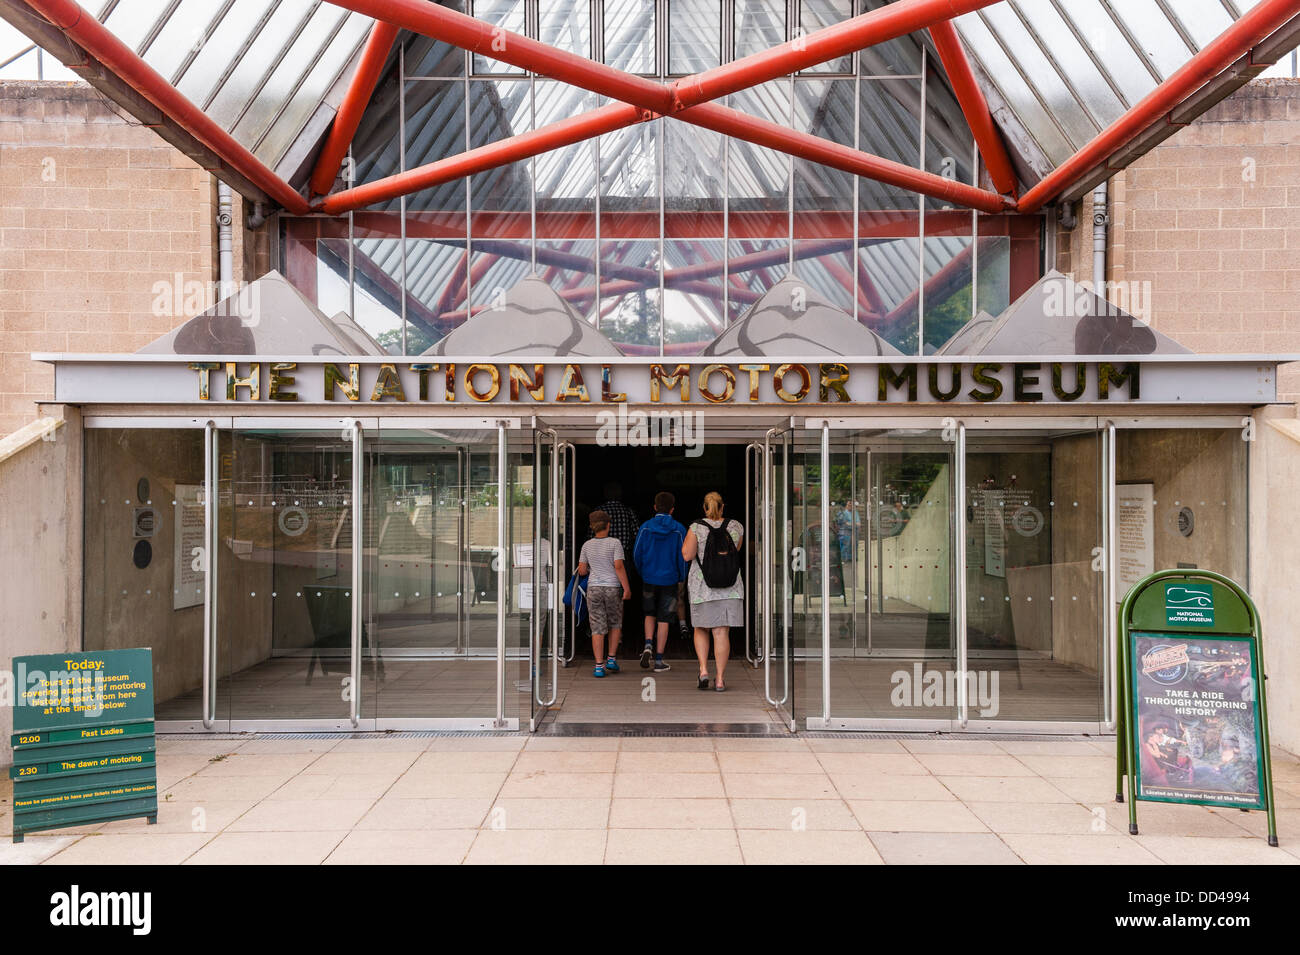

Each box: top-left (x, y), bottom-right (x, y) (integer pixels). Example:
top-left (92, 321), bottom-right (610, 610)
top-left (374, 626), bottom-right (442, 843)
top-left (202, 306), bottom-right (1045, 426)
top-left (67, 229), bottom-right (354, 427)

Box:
top-left (690, 597), bottom-right (743, 628)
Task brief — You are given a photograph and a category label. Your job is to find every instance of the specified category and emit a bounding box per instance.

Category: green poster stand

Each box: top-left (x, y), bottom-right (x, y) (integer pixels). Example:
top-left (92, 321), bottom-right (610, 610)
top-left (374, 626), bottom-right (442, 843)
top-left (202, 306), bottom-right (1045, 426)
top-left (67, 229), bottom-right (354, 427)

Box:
top-left (1115, 569), bottom-right (1278, 846)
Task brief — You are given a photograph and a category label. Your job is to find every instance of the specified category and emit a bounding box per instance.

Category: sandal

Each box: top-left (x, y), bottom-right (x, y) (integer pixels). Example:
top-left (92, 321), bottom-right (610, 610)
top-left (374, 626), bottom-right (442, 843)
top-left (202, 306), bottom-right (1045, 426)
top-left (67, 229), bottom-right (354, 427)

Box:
top-left (697, 675), bottom-right (710, 690)
top-left (715, 681), bottom-right (727, 692)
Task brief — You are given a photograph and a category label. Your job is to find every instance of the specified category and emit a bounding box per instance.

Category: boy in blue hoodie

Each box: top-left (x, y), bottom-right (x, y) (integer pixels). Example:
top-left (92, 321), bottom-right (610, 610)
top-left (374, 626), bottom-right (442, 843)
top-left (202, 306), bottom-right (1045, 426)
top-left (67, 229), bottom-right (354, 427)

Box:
top-left (632, 490), bottom-right (687, 671)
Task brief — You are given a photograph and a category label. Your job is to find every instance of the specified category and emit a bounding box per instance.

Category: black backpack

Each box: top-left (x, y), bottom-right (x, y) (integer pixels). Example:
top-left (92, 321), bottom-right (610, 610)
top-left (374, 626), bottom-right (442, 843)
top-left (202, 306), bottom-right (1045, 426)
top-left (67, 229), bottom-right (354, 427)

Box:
top-left (693, 521), bottom-right (741, 589)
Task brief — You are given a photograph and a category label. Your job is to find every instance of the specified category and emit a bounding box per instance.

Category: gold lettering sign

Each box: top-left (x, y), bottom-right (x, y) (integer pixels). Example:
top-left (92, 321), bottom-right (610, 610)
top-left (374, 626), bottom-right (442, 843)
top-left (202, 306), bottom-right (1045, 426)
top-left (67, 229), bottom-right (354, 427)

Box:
top-left (269, 362), bottom-right (298, 401)
top-left (225, 362), bottom-right (259, 401)
top-left (697, 364), bottom-right (735, 403)
top-left (323, 363), bottom-right (360, 401)
top-left (649, 364), bottom-right (690, 402)
top-left (410, 363), bottom-right (437, 401)
top-left (465, 363), bottom-right (501, 402)
top-left (737, 364), bottom-right (769, 402)
top-left (819, 363), bottom-right (850, 402)
top-left (601, 364), bottom-right (625, 403)
top-left (188, 362), bottom-right (219, 401)
top-left (1051, 362), bottom-right (1086, 401)
top-left (371, 363), bottom-right (406, 401)
top-left (509, 363), bottom-right (545, 401)
top-left (774, 364), bottom-right (811, 403)
top-left (557, 364), bottom-right (590, 402)
top-left (968, 363), bottom-right (1003, 402)
top-left (878, 365), bottom-right (917, 402)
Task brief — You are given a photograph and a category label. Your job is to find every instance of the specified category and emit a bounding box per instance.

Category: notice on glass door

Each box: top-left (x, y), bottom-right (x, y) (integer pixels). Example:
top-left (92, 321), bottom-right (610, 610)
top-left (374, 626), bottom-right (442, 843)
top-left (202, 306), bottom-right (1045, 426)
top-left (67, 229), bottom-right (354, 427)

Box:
top-left (1117, 483), bottom-right (1155, 599)
top-left (173, 484), bottom-right (204, 610)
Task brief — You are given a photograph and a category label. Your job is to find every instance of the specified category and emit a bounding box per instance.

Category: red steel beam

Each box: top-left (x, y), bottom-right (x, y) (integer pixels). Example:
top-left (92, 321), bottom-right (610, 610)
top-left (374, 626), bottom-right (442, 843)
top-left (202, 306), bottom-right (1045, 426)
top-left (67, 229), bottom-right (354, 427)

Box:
top-left (928, 20), bottom-right (1018, 197)
top-left (23, 0), bottom-right (310, 215)
top-left (686, 102), bottom-right (1009, 213)
top-left (1017, 0), bottom-right (1300, 213)
top-left (309, 21), bottom-right (400, 197)
top-left (317, 0), bottom-right (1010, 215)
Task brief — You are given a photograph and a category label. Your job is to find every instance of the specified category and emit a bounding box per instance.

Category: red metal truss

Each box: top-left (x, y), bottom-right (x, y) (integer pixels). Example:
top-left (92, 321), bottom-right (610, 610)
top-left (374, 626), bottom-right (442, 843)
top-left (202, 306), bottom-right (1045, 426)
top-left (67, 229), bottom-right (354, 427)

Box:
top-left (927, 20), bottom-right (1018, 197)
top-left (21, 0), bottom-right (311, 215)
top-left (309, 21), bottom-right (401, 197)
top-left (1018, 0), bottom-right (1300, 213)
top-left (316, 0), bottom-right (1012, 215)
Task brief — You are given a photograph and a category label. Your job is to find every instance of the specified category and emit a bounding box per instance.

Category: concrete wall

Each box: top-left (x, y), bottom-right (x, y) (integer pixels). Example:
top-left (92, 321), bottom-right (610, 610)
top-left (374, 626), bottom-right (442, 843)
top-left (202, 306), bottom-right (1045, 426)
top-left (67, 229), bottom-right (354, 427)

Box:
top-left (1250, 408), bottom-right (1300, 756)
top-left (82, 428), bottom-right (205, 708)
top-left (0, 406), bottom-right (81, 767)
top-left (0, 80), bottom-right (272, 438)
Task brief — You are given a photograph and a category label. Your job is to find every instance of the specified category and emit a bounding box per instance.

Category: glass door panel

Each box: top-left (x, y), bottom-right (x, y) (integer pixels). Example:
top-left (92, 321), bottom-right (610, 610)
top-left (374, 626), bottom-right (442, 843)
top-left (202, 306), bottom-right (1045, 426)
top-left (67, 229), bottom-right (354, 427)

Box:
top-left (216, 427), bottom-right (355, 723)
top-left (363, 427), bottom-right (502, 723)
top-left (964, 428), bottom-right (1104, 724)
top-left (811, 427), bottom-right (956, 726)
top-left (83, 426), bottom-right (209, 725)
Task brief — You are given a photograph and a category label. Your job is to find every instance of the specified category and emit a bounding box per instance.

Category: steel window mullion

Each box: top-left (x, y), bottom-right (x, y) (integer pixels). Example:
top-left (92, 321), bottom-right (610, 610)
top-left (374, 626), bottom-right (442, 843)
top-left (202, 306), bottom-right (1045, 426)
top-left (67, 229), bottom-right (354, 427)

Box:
top-left (955, 421), bottom-right (968, 728)
top-left (350, 419), bottom-right (363, 728)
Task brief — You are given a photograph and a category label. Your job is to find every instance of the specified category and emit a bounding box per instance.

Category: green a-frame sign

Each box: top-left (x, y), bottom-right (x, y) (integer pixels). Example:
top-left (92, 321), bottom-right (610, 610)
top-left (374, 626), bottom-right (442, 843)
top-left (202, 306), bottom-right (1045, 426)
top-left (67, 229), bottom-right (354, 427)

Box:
top-left (1116, 569), bottom-right (1278, 847)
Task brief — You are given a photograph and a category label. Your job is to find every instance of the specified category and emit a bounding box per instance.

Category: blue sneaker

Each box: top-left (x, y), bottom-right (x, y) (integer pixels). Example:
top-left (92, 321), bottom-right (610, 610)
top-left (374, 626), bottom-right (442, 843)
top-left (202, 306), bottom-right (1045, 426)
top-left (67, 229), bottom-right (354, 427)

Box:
top-left (605, 658), bottom-right (620, 673)
top-left (593, 665), bottom-right (606, 678)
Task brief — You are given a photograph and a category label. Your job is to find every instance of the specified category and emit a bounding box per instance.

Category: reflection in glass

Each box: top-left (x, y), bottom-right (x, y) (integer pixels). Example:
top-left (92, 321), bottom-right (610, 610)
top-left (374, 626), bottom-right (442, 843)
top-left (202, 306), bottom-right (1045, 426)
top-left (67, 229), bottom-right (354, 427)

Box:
top-left (604, 0), bottom-right (656, 73)
top-left (85, 429), bottom-right (207, 723)
top-left (965, 429), bottom-right (1103, 723)
top-left (363, 430), bottom-right (511, 721)
top-left (669, 0), bottom-right (722, 74)
top-left (471, 0), bottom-right (527, 73)
top-left (802, 430), bottom-right (957, 723)
top-left (218, 430), bottom-right (354, 721)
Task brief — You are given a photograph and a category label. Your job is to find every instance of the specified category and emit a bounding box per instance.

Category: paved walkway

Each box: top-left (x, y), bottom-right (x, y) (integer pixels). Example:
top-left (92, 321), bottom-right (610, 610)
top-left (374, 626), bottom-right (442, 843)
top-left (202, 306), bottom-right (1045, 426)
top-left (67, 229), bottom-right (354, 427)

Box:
top-left (2, 736), bottom-right (1297, 865)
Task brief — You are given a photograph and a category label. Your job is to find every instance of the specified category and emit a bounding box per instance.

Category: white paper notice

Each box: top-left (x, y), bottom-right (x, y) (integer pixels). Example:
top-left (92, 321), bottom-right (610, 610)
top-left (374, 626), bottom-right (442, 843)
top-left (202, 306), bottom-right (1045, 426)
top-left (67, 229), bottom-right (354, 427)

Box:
top-left (1117, 483), bottom-right (1155, 598)
top-left (174, 484), bottom-right (204, 610)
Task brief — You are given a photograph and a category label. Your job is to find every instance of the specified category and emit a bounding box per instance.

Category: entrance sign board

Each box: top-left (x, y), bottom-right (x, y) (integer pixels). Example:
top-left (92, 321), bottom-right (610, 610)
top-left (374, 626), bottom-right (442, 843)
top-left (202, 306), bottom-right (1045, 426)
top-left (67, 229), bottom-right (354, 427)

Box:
top-left (35, 355), bottom-right (1282, 407)
top-left (1116, 571), bottom-right (1278, 845)
top-left (9, 649), bottom-right (158, 842)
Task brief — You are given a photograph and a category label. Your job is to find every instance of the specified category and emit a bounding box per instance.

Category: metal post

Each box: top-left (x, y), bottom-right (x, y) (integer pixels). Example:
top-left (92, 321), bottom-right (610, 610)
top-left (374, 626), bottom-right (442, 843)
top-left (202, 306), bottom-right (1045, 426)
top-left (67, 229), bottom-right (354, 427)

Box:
top-left (496, 422), bottom-right (508, 727)
top-left (763, 429), bottom-right (777, 704)
top-left (955, 421), bottom-right (968, 728)
top-left (820, 421), bottom-right (831, 724)
top-left (549, 433), bottom-right (560, 699)
top-left (564, 442), bottom-right (578, 665)
top-left (350, 419), bottom-right (363, 727)
top-left (202, 420), bottom-right (215, 729)
top-left (1105, 420), bottom-right (1118, 730)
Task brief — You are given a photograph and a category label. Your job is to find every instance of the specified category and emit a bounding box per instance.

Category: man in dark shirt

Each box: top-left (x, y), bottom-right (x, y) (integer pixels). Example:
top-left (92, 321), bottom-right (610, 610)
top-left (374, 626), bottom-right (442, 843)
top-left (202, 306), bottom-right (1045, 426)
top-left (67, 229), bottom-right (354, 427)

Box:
top-left (591, 481), bottom-right (639, 558)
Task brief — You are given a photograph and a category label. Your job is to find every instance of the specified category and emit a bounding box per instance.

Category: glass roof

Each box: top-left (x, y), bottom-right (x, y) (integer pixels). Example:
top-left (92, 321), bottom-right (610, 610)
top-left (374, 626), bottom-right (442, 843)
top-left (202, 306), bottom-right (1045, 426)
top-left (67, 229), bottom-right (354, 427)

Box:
top-left (950, 0), bottom-right (1280, 177)
top-left (4, 0), bottom-right (1295, 200)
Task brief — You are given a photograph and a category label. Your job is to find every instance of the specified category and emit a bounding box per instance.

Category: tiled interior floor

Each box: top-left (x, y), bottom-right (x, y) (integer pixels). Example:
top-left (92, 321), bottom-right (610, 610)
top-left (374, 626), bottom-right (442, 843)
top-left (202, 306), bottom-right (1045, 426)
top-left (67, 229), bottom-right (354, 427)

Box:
top-left (3, 735), bottom-right (1297, 865)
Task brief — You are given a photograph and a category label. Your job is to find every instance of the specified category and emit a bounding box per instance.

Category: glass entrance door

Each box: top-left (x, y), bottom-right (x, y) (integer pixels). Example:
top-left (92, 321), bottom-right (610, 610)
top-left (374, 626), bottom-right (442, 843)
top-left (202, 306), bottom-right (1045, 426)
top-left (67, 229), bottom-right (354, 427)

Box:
top-left (362, 425), bottom-right (513, 727)
top-left (215, 422), bottom-right (360, 726)
top-left (806, 424), bottom-right (957, 729)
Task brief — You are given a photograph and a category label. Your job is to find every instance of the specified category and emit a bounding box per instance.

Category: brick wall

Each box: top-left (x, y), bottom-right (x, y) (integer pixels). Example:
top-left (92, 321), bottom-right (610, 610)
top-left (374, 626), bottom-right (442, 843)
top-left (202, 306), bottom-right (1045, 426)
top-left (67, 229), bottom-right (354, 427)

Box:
top-left (1056, 78), bottom-right (1300, 404)
top-left (0, 81), bottom-right (271, 437)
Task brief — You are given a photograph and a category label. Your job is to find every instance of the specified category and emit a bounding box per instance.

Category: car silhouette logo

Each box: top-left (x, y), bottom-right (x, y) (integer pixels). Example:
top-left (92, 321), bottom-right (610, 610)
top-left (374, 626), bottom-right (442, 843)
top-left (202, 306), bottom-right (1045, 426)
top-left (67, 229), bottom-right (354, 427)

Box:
top-left (1166, 587), bottom-right (1212, 607)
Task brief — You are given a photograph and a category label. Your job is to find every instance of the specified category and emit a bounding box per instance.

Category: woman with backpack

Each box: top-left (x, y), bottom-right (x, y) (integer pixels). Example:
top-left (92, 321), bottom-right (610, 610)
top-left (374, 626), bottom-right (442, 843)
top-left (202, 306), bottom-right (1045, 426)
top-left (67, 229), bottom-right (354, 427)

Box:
top-left (681, 491), bottom-right (743, 692)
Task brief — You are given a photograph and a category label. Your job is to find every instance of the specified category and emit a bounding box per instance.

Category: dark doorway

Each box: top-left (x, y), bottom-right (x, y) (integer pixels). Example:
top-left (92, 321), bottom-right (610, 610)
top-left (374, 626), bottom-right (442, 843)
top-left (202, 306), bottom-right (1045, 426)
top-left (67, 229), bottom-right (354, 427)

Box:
top-left (571, 441), bottom-right (748, 659)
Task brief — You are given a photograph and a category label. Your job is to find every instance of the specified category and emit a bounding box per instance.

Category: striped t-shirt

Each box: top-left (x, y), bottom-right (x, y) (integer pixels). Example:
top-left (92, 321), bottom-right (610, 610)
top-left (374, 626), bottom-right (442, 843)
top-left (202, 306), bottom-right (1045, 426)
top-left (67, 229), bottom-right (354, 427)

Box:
top-left (579, 536), bottom-right (625, 588)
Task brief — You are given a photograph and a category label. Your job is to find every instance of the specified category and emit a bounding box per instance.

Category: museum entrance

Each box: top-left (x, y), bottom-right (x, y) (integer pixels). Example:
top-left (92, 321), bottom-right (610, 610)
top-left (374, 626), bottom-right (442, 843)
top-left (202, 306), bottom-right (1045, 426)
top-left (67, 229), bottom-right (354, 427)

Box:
top-left (80, 414), bottom-right (1248, 735)
top-left (534, 436), bottom-right (783, 731)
